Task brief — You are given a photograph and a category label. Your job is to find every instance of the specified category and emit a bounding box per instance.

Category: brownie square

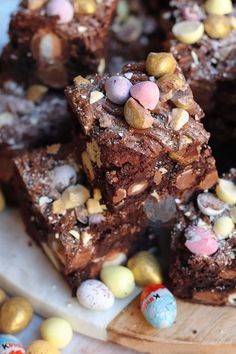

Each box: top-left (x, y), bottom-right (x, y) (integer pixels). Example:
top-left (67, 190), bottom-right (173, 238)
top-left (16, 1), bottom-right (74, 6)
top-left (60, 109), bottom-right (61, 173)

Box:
top-left (65, 54), bottom-right (217, 210)
top-left (0, 79), bottom-right (71, 202)
top-left (170, 169), bottom-right (236, 306)
top-left (161, 0), bottom-right (236, 170)
top-left (1, 0), bottom-right (117, 88)
top-left (13, 144), bottom-right (154, 291)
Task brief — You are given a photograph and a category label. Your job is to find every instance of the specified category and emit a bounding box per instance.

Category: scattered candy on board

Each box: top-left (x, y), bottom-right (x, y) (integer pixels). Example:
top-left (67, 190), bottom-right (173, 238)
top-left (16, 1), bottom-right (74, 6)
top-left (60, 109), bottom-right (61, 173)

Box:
top-left (127, 251), bottom-right (162, 287)
top-left (40, 317), bottom-right (73, 349)
top-left (0, 334), bottom-right (25, 354)
top-left (76, 279), bottom-right (114, 311)
top-left (100, 265), bottom-right (135, 299)
top-left (0, 297), bottom-right (33, 334)
top-left (140, 284), bottom-right (177, 329)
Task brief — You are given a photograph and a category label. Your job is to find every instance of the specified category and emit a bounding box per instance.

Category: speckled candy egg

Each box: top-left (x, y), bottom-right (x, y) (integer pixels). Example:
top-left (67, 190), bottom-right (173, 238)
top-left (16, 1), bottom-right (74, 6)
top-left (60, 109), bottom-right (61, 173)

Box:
top-left (130, 81), bottom-right (160, 110)
top-left (105, 76), bottom-right (132, 105)
top-left (76, 279), bottom-right (114, 310)
top-left (46, 0), bottom-right (74, 24)
top-left (0, 335), bottom-right (25, 354)
top-left (50, 165), bottom-right (77, 191)
top-left (140, 284), bottom-right (177, 328)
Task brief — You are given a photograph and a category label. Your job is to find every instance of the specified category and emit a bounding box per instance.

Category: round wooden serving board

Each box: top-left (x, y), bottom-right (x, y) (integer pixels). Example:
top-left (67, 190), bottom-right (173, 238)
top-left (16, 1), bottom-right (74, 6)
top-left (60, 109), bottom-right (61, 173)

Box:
top-left (1, 209), bottom-right (236, 354)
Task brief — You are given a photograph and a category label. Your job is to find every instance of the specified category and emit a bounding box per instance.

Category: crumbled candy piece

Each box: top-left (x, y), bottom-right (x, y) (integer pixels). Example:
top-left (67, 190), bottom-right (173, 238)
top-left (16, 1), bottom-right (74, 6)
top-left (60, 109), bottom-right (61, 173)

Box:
top-left (0, 297), bottom-right (33, 334)
top-left (204, 0), bottom-right (233, 15)
top-left (146, 52), bottom-right (177, 78)
top-left (86, 198), bottom-right (103, 214)
top-left (46, 0), bottom-right (74, 24)
top-left (140, 284), bottom-right (177, 328)
top-left (170, 108), bottom-right (189, 131)
top-left (105, 76), bottom-right (132, 105)
top-left (90, 91), bottom-right (104, 104)
top-left (204, 15), bottom-right (231, 39)
top-left (216, 179), bottom-right (236, 204)
top-left (172, 20), bottom-right (204, 44)
top-left (26, 340), bottom-right (59, 354)
top-left (62, 184), bottom-right (90, 209)
top-left (183, 7), bottom-right (201, 21)
top-left (127, 251), bottom-right (162, 287)
top-left (26, 85), bottom-right (48, 102)
top-left (50, 165), bottom-right (77, 191)
top-left (185, 226), bottom-right (219, 256)
top-left (100, 266), bottom-right (135, 298)
top-left (213, 216), bottom-right (235, 239)
top-left (197, 192), bottom-right (225, 216)
top-left (0, 335), bottom-right (25, 354)
top-left (40, 317), bottom-right (73, 349)
top-left (124, 97), bottom-right (154, 129)
top-left (76, 279), bottom-right (114, 310)
top-left (74, 0), bottom-right (96, 15)
top-left (130, 81), bottom-right (160, 110)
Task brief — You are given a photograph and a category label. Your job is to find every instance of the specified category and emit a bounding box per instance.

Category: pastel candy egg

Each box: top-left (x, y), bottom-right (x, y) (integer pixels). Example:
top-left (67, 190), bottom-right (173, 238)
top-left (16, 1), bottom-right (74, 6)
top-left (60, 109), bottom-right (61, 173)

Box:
top-left (100, 266), bottom-right (135, 298)
top-left (0, 334), bottom-right (25, 354)
top-left (50, 165), bottom-right (77, 191)
top-left (140, 284), bottom-right (177, 328)
top-left (197, 192), bottom-right (225, 216)
top-left (26, 340), bottom-right (60, 354)
top-left (213, 216), bottom-right (235, 239)
top-left (185, 226), bottom-right (219, 256)
top-left (76, 279), bottom-right (114, 310)
top-left (130, 81), bottom-right (160, 110)
top-left (216, 178), bottom-right (236, 205)
top-left (105, 76), bottom-right (132, 105)
top-left (40, 317), bottom-right (73, 349)
top-left (46, 0), bottom-right (74, 24)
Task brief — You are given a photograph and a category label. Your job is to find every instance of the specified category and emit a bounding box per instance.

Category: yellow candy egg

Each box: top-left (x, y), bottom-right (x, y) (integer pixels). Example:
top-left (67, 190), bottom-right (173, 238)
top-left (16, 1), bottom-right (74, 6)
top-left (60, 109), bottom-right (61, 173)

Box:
top-left (172, 20), bottom-right (204, 44)
top-left (204, 15), bottom-right (231, 39)
top-left (204, 0), bottom-right (233, 15)
top-left (213, 216), bottom-right (235, 239)
top-left (0, 289), bottom-right (7, 307)
top-left (100, 266), bottom-right (135, 298)
top-left (216, 179), bottom-right (236, 204)
top-left (27, 340), bottom-right (60, 354)
top-left (127, 251), bottom-right (163, 287)
top-left (40, 317), bottom-right (73, 349)
top-left (0, 297), bottom-right (33, 334)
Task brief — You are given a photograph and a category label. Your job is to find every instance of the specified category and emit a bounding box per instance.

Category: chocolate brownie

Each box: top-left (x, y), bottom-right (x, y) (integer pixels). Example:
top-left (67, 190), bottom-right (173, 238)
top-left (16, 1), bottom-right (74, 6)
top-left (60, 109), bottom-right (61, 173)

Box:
top-left (65, 53), bottom-right (217, 210)
top-left (170, 169), bottom-right (236, 306)
top-left (161, 0), bottom-right (236, 170)
top-left (1, 0), bottom-right (117, 88)
top-left (107, 0), bottom-right (160, 73)
top-left (0, 80), bottom-right (70, 202)
top-left (13, 144), bottom-right (155, 291)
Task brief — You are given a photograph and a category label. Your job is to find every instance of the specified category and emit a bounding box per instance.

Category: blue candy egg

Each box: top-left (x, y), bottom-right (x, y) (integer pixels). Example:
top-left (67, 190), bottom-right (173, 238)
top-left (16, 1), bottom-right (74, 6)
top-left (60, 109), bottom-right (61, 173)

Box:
top-left (0, 334), bottom-right (25, 354)
top-left (140, 284), bottom-right (177, 328)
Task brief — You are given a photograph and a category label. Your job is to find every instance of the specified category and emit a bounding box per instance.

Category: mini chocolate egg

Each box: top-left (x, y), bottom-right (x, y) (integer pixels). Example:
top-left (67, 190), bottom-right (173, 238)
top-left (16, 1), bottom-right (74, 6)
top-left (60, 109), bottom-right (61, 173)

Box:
top-left (0, 334), bottom-right (25, 354)
top-left (76, 279), bottom-right (114, 310)
top-left (46, 0), bottom-right (74, 24)
top-left (140, 284), bottom-right (177, 328)
top-left (40, 317), bottom-right (73, 349)
top-left (26, 340), bottom-right (60, 354)
top-left (127, 251), bottom-right (162, 287)
top-left (197, 192), bottom-right (225, 216)
top-left (50, 165), bottom-right (77, 191)
top-left (105, 76), bottom-right (132, 105)
top-left (130, 81), bottom-right (160, 110)
top-left (185, 225), bottom-right (219, 256)
top-left (0, 297), bottom-right (33, 334)
top-left (100, 266), bottom-right (135, 298)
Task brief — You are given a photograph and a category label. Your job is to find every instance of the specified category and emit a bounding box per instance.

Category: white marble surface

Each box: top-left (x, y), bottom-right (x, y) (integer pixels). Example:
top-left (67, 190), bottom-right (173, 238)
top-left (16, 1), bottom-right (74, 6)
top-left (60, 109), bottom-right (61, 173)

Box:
top-left (0, 2), bottom-right (137, 353)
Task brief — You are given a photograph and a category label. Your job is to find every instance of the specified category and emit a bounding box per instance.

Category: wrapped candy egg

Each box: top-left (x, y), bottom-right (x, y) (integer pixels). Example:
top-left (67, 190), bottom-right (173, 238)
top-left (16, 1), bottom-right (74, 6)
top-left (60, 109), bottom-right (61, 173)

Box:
top-left (140, 284), bottom-right (177, 328)
top-left (0, 334), bottom-right (25, 354)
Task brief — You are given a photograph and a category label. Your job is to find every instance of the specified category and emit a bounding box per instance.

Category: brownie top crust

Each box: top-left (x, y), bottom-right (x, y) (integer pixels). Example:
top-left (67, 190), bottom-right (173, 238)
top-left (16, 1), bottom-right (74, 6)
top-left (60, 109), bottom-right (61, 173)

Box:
top-left (172, 169), bottom-right (236, 275)
top-left (165, 0), bottom-right (236, 82)
top-left (0, 80), bottom-right (69, 152)
top-left (65, 55), bottom-right (209, 166)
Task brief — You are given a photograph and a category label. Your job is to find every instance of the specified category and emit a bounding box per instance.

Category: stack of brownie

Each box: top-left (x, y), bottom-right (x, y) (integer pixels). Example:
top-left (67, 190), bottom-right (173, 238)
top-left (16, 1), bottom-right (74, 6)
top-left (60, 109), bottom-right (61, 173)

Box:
top-left (1, 0), bottom-right (235, 305)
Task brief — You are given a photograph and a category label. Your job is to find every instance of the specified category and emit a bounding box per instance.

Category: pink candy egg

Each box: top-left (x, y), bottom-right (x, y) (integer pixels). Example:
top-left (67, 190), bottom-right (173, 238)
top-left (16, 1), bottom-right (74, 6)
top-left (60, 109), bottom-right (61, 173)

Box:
top-left (47, 0), bottom-right (74, 24)
top-left (130, 81), bottom-right (160, 110)
top-left (185, 226), bottom-right (219, 256)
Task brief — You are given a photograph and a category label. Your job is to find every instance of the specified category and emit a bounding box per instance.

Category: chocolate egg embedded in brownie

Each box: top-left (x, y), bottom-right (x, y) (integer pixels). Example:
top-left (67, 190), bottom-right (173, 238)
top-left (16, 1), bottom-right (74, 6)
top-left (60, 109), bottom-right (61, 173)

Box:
top-left (0, 80), bottom-right (71, 203)
top-left (170, 169), bottom-right (236, 306)
top-left (13, 144), bottom-right (155, 291)
top-left (1, 0), bottom-right (118, 88)
top-left (65, 53), bottom-right (218, 211)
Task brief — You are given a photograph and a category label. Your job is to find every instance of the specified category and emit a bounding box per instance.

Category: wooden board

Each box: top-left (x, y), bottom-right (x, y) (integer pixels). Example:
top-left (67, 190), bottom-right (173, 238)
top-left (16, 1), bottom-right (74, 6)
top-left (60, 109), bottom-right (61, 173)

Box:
top-left (1, 209), bottom-right (236, 354)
